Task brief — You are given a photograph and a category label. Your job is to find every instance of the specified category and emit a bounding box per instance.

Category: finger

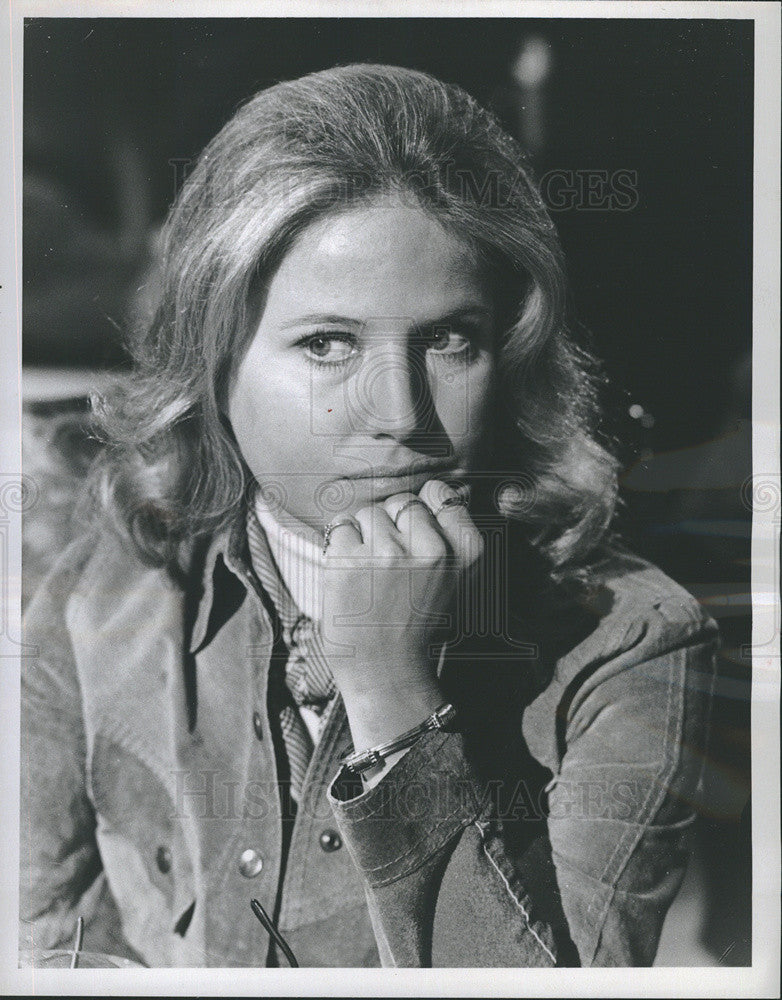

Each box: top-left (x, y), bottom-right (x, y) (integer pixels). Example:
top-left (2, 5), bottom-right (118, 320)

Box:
top-left (382, 492), bottom-right (431, 541)
top-left (418, 478), bottom-right (471, 515)
top-left (419, 479), bottom-right (483, 567)
top-left (352, 504), bottom-right (402, 558)
top-left (323, 515), bottom-right (363, 556)
top-left (384, 491), bottom-right (455, 558)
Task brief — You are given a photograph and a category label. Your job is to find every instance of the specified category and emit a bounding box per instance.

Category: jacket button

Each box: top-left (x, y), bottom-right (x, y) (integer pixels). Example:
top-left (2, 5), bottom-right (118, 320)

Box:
top-left (156, 845), bottom-right (172, 874)
top-left (252, 711), bottom-right (263, 740)
top-left (319, 829), bottom-right (342, 852)
top-left (238, 848), bottom-right (264, 878)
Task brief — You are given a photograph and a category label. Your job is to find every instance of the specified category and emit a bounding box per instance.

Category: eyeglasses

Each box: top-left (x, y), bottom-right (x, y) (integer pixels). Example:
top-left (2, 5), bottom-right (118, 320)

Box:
top-left (250, 898), bottom-right (299, 968)
top-left (45, 904), bottom-right (299, 969)
top-left (70, 915), bottom-right (84, 968)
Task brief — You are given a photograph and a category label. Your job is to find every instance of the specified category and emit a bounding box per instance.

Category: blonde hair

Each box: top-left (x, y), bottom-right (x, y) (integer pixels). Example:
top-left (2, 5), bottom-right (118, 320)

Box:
top-left (90, 64), bottom-right (620, 581)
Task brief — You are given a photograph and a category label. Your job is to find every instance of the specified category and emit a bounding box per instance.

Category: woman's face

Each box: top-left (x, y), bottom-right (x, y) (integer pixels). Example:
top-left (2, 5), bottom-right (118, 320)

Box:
top-left (228, 201), bottom-right (497, 536)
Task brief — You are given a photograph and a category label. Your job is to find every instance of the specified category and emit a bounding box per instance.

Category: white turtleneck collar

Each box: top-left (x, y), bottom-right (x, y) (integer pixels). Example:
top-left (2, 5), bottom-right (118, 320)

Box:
top-left (253, 495), bottom-right (324, 624)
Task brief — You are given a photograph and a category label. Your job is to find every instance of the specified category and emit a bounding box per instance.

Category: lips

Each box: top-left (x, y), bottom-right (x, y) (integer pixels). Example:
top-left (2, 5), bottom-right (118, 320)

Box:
top-left (346, 465), bottom-right (455, 481)
top-left (341, 456), bottom-right (457, 481)
top-left (335, 461), bottom-right (469, 503)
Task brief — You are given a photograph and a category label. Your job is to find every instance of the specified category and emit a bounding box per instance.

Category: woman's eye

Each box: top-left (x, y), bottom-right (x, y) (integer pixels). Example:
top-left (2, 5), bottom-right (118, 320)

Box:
top-left (301, 333), bottom-right (357, 366)
top-left (427, 328), bottom-right (474, 357)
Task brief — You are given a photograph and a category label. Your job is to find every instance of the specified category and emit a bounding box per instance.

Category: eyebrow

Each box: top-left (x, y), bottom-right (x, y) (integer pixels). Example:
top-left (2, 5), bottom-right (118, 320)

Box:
top-left (278, 314), bottom-right (364, 330)
top-left (420, 306), bottom-right (493, 329)
top-left (278, 306), bottom-right (493, 331)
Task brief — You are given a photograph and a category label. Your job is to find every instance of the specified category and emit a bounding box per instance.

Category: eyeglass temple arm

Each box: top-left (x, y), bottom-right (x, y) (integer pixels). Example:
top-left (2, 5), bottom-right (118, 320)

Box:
top-left (250, 898), bottom-right (299, 968)
top-left (69, 915), bottom-right (85, 969)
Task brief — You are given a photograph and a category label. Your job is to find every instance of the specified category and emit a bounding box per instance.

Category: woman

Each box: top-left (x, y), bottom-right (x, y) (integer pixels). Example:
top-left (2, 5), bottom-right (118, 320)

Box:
top-left (20, 64), bottom-right (718, 968)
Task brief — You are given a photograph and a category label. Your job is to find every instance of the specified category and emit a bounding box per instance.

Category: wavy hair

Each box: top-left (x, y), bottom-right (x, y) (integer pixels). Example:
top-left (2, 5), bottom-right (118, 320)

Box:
top-left (89, 63), bottom-right (621, 582)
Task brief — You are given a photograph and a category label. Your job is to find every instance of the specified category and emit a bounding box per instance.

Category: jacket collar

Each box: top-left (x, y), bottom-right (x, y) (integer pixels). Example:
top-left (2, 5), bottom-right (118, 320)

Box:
top-left (187, 502), bottom-right (270, 654)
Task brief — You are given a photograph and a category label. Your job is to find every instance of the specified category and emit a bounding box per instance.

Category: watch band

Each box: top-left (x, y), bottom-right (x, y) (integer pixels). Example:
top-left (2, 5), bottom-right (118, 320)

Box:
top-left (341, 702), bottom-right (457, 775)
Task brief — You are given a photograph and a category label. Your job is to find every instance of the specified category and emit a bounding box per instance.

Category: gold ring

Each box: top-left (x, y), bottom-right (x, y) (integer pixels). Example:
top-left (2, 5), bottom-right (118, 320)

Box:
top-left (392, 499), bottom-right (429, 529)
top-left (322, 515), bottom-right (362, 554)
top-left (431, 495), bottom-right (469, 518)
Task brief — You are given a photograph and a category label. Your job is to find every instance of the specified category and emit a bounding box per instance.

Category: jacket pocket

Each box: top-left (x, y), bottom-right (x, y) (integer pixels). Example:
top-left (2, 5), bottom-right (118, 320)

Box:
top-left (87, 732), bottom-right (198, 965)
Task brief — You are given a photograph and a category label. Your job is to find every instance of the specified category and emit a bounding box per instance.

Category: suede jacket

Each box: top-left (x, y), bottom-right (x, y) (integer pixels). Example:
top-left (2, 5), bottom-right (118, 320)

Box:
top-left (20, 510), bottom-right (718, 968)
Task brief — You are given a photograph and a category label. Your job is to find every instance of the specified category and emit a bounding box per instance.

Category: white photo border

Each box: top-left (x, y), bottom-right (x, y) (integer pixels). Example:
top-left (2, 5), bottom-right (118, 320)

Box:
top-left (1, 1), bottom-right (779, 996)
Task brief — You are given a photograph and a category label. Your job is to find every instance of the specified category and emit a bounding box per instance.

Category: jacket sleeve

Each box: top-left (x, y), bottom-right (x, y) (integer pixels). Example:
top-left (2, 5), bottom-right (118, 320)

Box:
top-left (19, 533), bottom-right (133, 961)
top-left (327, 596), bottom-right (718, 967)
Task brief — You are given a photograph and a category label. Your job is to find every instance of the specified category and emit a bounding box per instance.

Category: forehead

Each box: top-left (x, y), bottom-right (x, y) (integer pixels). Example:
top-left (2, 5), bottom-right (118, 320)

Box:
top-left (262, 202), bottom-right (490, 321)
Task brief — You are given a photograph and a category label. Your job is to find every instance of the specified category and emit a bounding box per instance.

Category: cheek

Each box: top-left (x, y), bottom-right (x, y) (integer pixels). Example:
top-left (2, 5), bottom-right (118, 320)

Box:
top-left (230, 357), bottom-right (299, 431)
top-left (431, 362), bottom-right (495, 441)
top-left (228, 365), bottom-right (344, 482)
top-left (228, 376), bottom-right (286, 475)
top-left (228, 374), bottom-right (263, 447)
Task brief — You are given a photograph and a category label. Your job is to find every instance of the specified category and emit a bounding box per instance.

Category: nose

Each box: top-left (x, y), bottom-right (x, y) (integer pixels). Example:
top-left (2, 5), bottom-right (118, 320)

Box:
top-left (349, 342), bottom-right (431, 440)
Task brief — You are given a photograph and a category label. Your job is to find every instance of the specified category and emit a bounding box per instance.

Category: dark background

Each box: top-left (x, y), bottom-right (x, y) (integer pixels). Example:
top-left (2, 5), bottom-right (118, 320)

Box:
top-left (23, 17), bottom-right (753, 452)
top-left (22, 17), bottom-right (753, 965)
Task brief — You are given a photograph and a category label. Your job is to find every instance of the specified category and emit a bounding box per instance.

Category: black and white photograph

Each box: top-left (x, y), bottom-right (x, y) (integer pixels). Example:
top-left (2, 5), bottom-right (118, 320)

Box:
top-left (1, 1), bottom-right (779, 995)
